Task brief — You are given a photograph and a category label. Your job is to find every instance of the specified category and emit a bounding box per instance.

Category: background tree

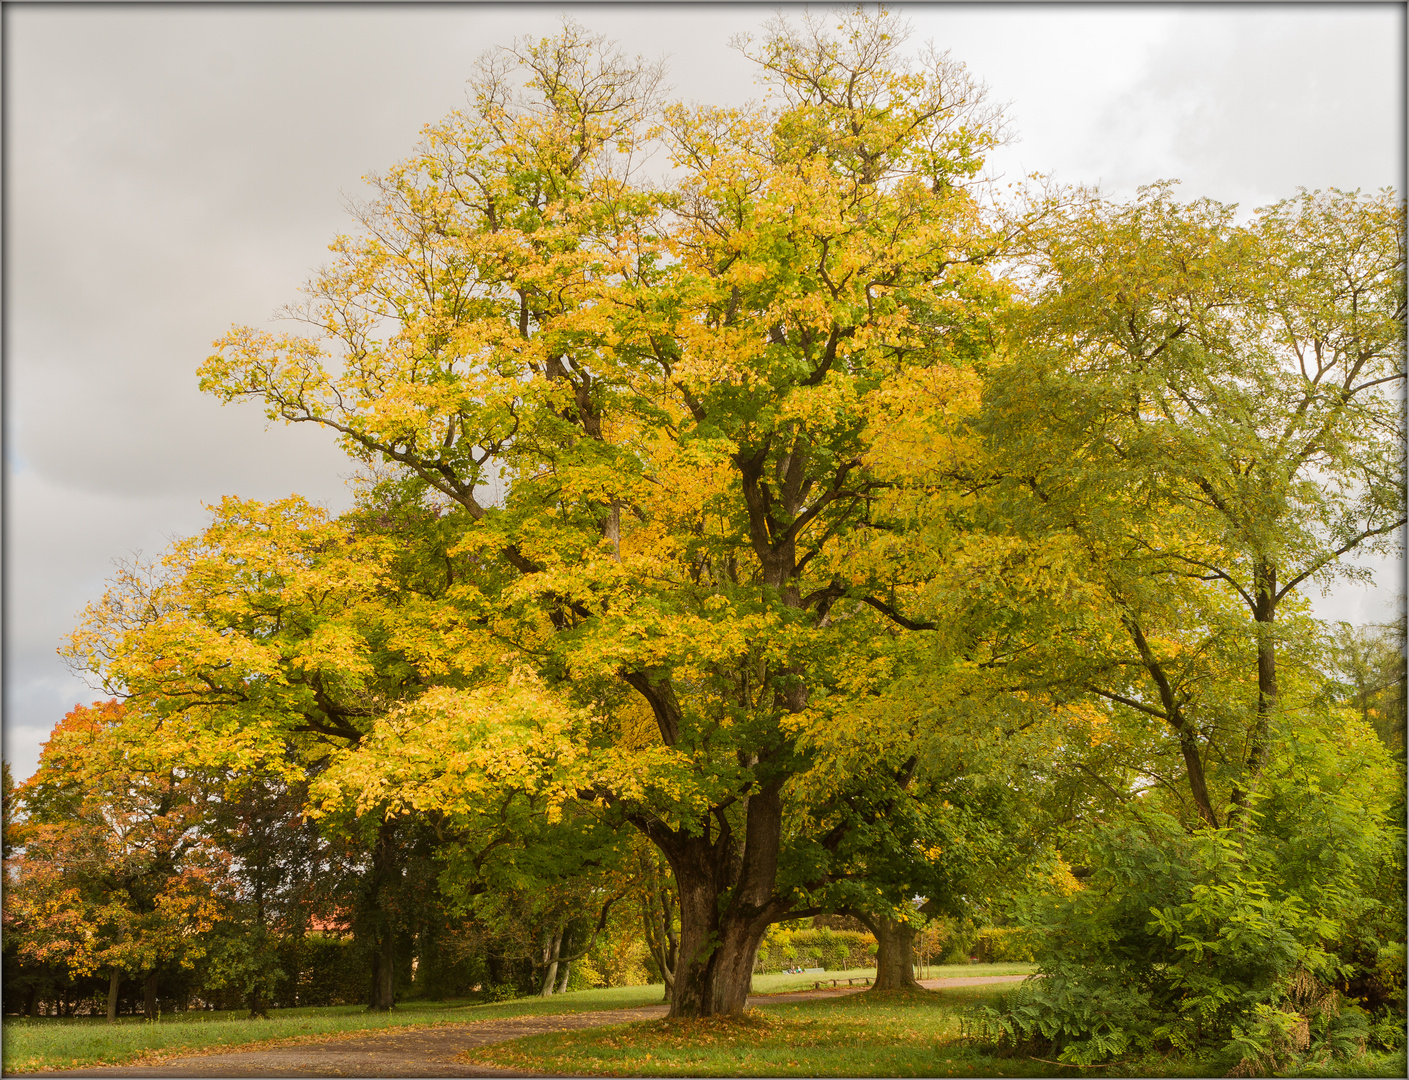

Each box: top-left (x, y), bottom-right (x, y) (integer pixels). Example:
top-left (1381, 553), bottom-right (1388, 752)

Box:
top-left (7, 703), bottom-right (226, 1021)
top-left (200, 770), bottom-right (327, 1017)
top-left (1327, 615), bottom-right (1406, 756)
top-left (64, 492), bottom-right (470, 1011)
top-left (972, 184), bottom-right (1405, 830)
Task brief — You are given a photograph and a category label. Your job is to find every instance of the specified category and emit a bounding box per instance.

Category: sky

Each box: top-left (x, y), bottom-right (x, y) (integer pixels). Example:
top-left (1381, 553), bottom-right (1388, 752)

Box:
top-left (4, 3), bottom-right (1405, 782)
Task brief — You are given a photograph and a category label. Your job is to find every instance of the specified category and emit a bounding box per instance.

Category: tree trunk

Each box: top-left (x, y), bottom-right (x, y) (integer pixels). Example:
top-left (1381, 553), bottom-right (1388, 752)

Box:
top-left (540, 926), bottom-right (564, 997)
top-left (106, 969), bottom-right (122, 1023)
top-left (248, 870), bottom-right (269, 1018)
top-left (671, 875), bottom-right (769, 1016)
top-left (870, 915), bottom-right (921, 992)
top-left (557, 959), bottom-right (572, 994)
top-left (364, 821), bottom-right (400, 1012)
top-left (655, 780), bottom-right (786, 1018)
top-left (367, 928), bottom-right (396, 1011)
top-left (643, 882), bottom-right (679, 1001)
top-left (486, 949), bottom-right (507, 988)
top-left (248, 979), bottom-right (269, 1019)
top-left (1231, 560), bottom-right (1280, 827)
top-left (143, 970), bottom-right (158, 1020)
top-left (1123, 614), bottom-right (1219, 828)
top-left (25, 983), bottom-right (39, 1017)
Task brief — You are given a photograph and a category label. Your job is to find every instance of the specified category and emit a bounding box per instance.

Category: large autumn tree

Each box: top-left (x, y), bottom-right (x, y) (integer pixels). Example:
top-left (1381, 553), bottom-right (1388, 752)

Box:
top-left (182, 10), bottom-right (1013, 1017)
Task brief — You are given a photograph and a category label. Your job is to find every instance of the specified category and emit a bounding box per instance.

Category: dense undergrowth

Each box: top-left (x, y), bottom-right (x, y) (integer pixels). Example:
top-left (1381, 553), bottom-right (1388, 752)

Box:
top-left (963, 723), bottom-right (1407, 1076)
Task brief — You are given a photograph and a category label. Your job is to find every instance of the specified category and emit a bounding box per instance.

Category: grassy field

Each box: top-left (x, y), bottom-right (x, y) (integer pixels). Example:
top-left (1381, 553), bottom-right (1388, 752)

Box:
top-left (10, 965), bottom-right (1399, 1078)
top-left (468, 984), bottom-right (1409, 1079)
top-left (1, 963), bottom-right (1038, 1073)
top-left (469, 984), bottom-right (1070, 1077)
top-left (749, 963), bottom-right (1033, 995)
top-left (0, 983), bottom-right (665, 1074)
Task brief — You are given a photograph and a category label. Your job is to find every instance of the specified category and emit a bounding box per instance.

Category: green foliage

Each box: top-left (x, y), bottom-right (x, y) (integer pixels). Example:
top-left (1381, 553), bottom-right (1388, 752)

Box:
top-left (971, 710), bottom-right (1404, 1068)
top-left (1327, 618), bottom-right (1407, 758)
top-left (757, 928), bottom-right (876, 972)
top-left (278, 936), bottom-right (366, 1008)
top-left (974, 928), bottom-right (1034, 964)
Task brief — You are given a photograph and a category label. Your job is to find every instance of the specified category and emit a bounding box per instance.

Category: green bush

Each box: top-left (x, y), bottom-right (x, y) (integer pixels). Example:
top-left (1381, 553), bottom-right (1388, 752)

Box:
top-left (481, 982), bottom-right (518, 1003)
top-left (969, 710), bottom-right (1405, 1071)
top-left (757, 928), bottom-right (876, 972)
top-left (975, 927), bottom-right (1034, 963)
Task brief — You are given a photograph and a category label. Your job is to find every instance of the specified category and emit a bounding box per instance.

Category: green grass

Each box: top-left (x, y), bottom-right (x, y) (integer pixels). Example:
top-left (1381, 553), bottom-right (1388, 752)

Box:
top-left (12, 967), bottom-right (1398, 1078)
top-left (0, 983), bottom-right (665, 1074)
top-left (465, 983), bottom-right (1408, 1079)
top-left (1, 964), bottom-right (1033, 1073)
top-left (466, 984), bottom-right (1077, 1077)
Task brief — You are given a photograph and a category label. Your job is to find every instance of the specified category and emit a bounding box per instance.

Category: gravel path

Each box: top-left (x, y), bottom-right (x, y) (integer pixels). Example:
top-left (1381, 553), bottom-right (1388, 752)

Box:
top-left (28, 976), bottom-right (1029, 1078)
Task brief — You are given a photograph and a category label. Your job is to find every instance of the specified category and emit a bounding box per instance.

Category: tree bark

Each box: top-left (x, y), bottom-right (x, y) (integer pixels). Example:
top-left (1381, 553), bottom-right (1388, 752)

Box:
top-left (106, 969), bottom-right (122, 1023)
top-left (642, 883), bottom-right (679, 1001)
top-left (1230, 559), bottom-right (1279, 827)
top-left (143, 970), bottom-right (158, 1020)
top-left (540, 926), bottom-right (564, 997)
top-left (364, 821), bottom-right (400, 1011)
top-left (556, 959), bottom-right (572, 994)
top-left (870, 915), bottom-right (921, 991)
top-left (652, 779), bottom-right (787, 1017)
top-left (1122, 615), bottom-right (1220, 828)
top-left (368, 928), bottom-right (396, 1011)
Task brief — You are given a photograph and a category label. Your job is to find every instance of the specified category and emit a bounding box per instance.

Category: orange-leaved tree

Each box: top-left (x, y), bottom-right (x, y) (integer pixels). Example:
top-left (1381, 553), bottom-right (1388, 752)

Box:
top-left (7, 702), bottom-right (226, 1020)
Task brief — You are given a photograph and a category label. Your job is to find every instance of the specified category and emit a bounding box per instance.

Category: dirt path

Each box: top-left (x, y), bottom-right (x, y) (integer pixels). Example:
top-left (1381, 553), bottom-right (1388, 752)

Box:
top-left (21, 1008), bottom-right (668, 1079)
top-left (29, 976), bottom-right (1029, 1078)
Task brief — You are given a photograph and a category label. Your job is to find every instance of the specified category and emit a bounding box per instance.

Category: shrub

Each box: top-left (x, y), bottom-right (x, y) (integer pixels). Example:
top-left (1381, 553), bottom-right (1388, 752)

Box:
top-left (975, 927), bottom-right (1034, 963)
top-left (285, 934), bottom-right (365, 1007)
top-left (481, 981), bottom-right (518, 1002)
top-left (757, 927), bottom-right (876, 972)
top-left (968, 709), bottom-right (1405, 1071)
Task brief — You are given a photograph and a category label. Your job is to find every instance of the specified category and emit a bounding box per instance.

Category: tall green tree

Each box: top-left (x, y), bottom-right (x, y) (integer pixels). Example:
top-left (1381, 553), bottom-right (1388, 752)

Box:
top-left (973, 184), bottom-right (1405, 829)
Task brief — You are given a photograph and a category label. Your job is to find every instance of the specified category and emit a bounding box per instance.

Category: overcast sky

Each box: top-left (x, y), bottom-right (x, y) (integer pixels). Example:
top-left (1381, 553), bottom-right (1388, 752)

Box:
top-left (5, 3), bottom-right (1405, 781)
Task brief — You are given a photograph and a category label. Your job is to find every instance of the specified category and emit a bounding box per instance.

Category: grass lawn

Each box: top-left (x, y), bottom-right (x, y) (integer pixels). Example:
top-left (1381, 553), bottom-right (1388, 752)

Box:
top-left (0, 983), bottom-right (665, 1074)
top-left (465, 984), bottom-right (1409, 1079)
top-left (10, 967), bottom-right (1401, 1078)
top-left (2, 964), bottom-right (1033, 1073)
top-left (467, 985), bottom-right (1076, 1077)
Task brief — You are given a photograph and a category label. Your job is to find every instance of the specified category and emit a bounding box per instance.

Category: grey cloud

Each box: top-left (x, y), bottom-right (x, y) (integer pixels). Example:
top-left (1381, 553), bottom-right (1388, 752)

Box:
top-left (1091, 7), bottom-right (1403, 206)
